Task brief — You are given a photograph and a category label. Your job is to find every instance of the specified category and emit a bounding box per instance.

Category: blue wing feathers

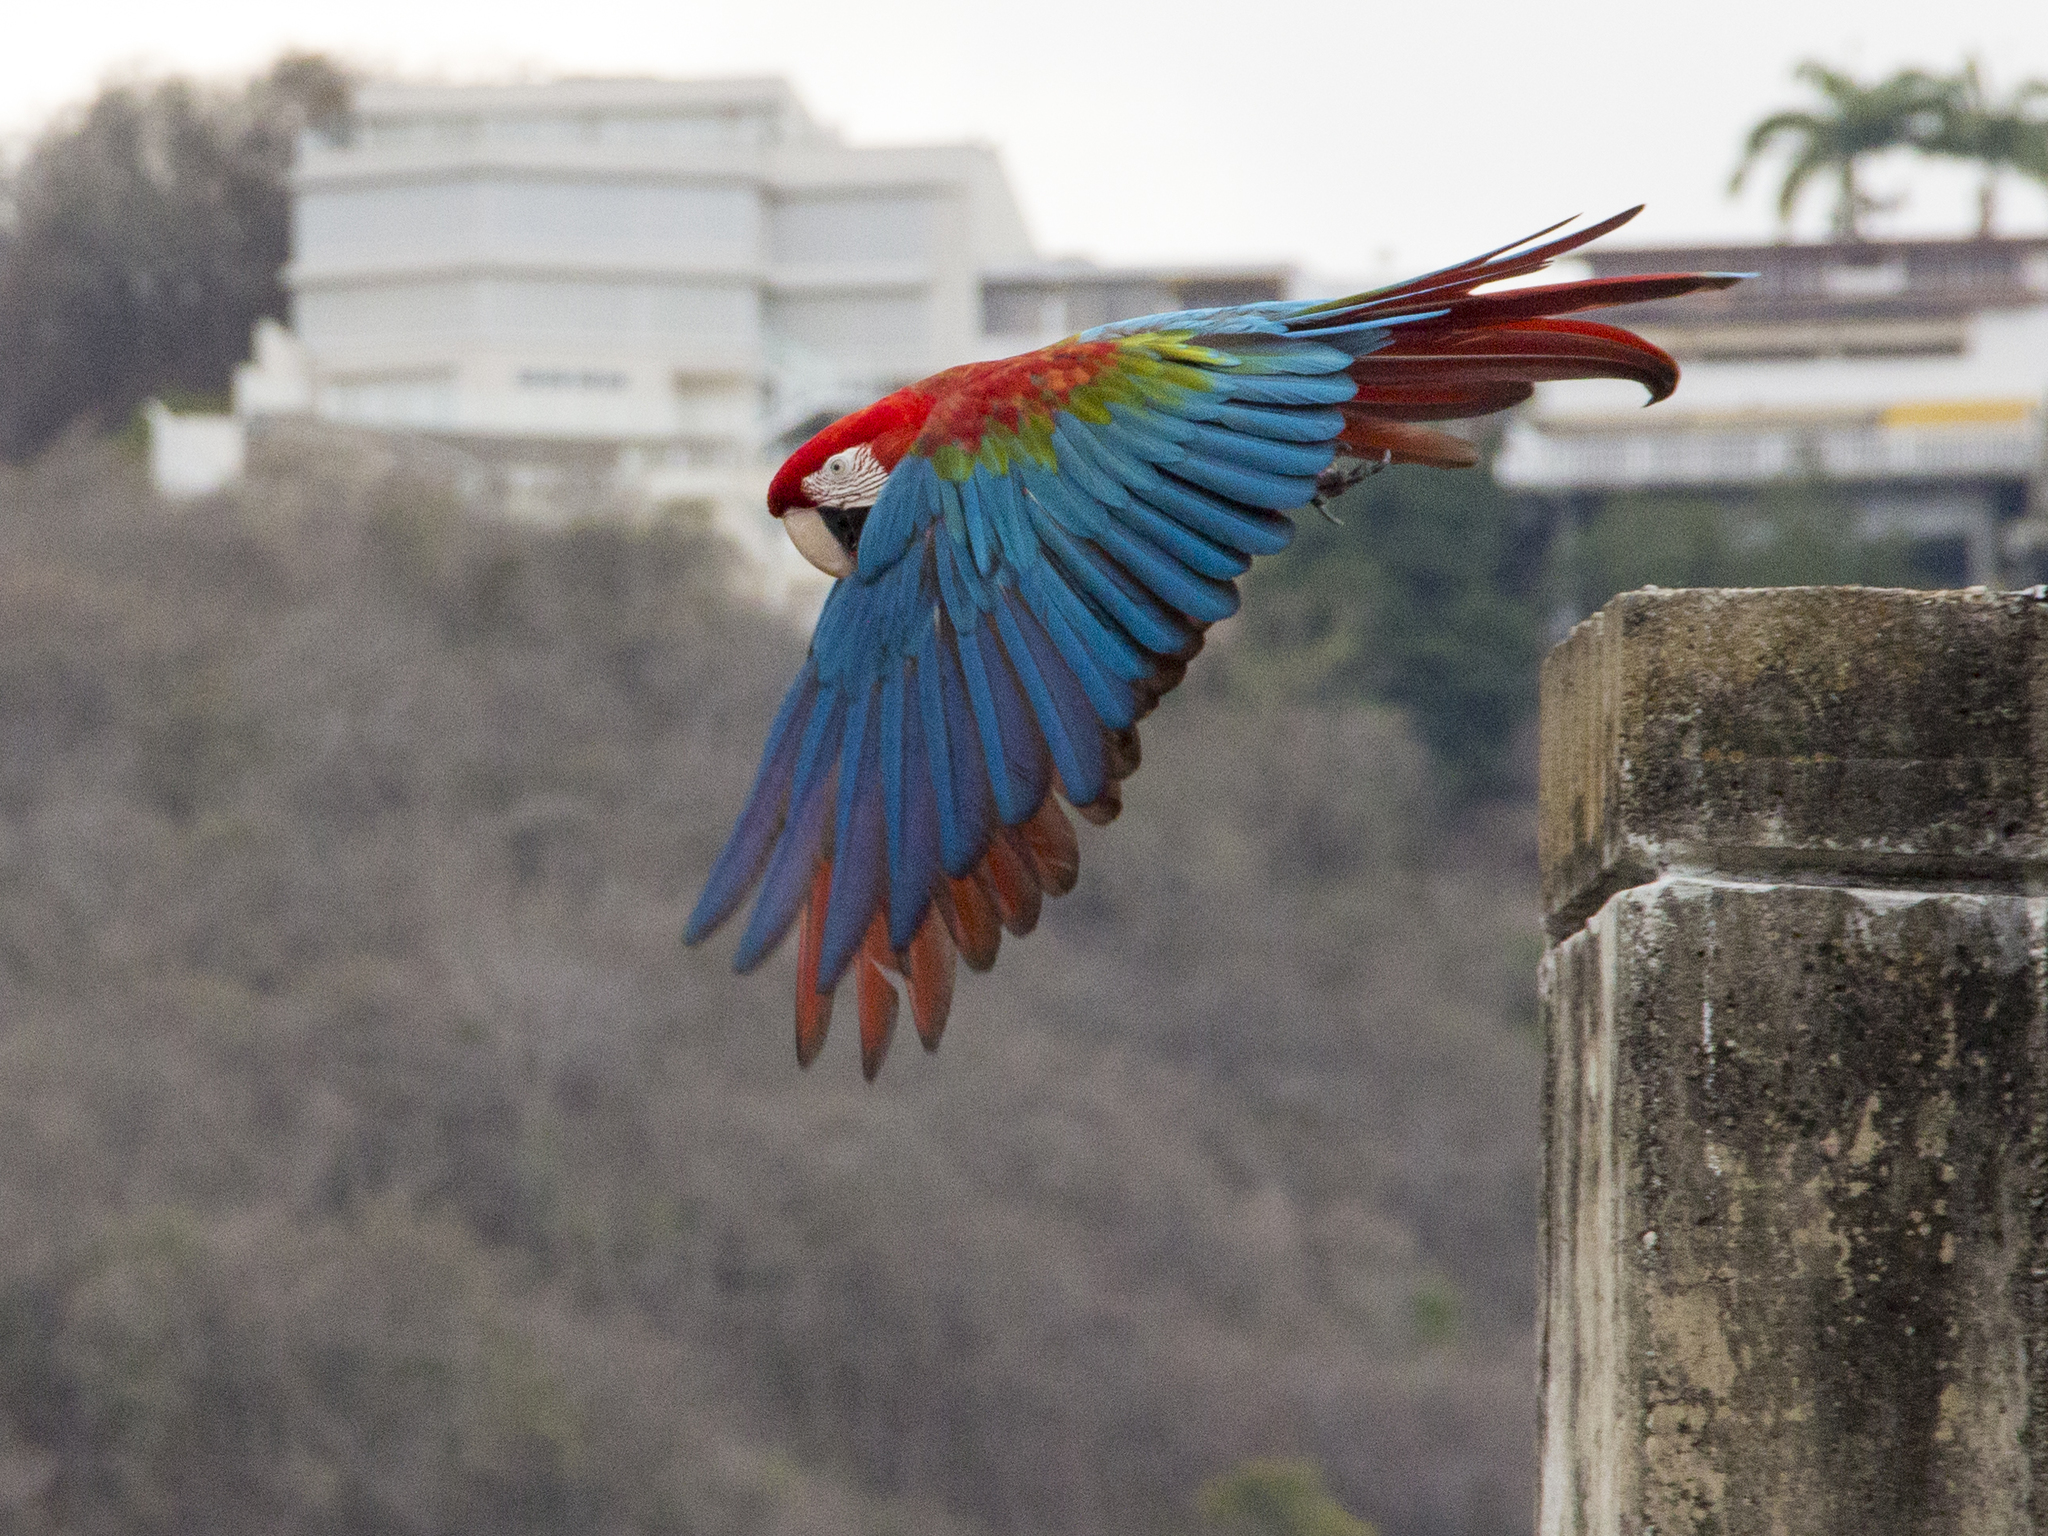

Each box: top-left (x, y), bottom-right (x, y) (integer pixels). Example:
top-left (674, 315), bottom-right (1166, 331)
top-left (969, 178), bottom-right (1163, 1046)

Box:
top-left (937, 474), bottom-right (969, 552)
top-left (988, 628), bottom-right (1054, 821)
top-left (1027, 582), bottom-right (1139, 727)
top-left (858, 454), bottom-right (937, 579)
top-left (1025, 455), bottom-right (1248, 617)
top-left (695, 310), bottom-right (1382, 979)
top-left (880, 669), bottom-right (913, 946)
top-left (952, 608), bottom-right (1026, 824)
top-left (874, 549), bottom-right (931, 649)
top-left (1175, 422), bottom-right (1335, 480)
top-left (959, 473), bottom-right (998, 577)
top-left (980, 468), bottom-right (1035, 575)
top-left (1071, 422), bottom-right (1175, 496)
top-left (829, 681), bottom-right (875, 880)
top-left (1097, 409), bottom-right (1195, 464)
top-left (899, 700), bottom-right (945, 946)
top-left (1019, 559), bottom-right (1147, 689)
top-left (885, 669), bottom-right (944, 951)
top-left (934, 637), bottom-right (997, 874)
top-left (1169, 451), bottom-right (1320, 512)
top-left (994, 597), bottom-right (1103, 808)
top-left (915, 634), bottom-right (964, 869)
top-left (733, 726), bottom-right (841, 972)
top-left (1137, 473), bottom-right (1296, 557)
top-left (1049, 418), bottom-right (1138, 510)
top-left (935, 521), bottom-right (994, 622)
top-left (1212, 372), bottom-right (1358, 407)
top-left (683, 663), bottom-right (818, 944)
top-left (819, 682), bottom-right (887, 986)
top-left (1192, 401), bottom-right (1348, 443)
top-left (1202, 339), bottom-right (1357, 375)
top-left (1036, 513), bottom-right (1201, 656)
top-left (1091, 516), bottom-right (1241, 625)
top-left (952, 602), bottom-right (1053, 827)
top-left (1001, 598), bottom-right (1109, 806)
top-left (1078, 301), bottom-right (1296, 339)
top-left (1114, 496), bottom-right (1250, 581)
top-left (981, 611), bottom-right (1053, 824)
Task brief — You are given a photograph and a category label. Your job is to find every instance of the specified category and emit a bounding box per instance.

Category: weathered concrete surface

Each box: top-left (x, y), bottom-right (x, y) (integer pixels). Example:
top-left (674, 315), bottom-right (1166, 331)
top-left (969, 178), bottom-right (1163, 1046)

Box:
top-left (1538, 588), bottom-right (2048, 1536)
top-left (1539, 586), bottom-right (2048, 932)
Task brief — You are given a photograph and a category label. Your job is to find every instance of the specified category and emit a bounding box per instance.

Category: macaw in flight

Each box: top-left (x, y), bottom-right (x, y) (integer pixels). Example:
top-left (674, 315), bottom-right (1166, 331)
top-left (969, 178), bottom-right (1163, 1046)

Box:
top-left (686, 207), bottom-right (1739, 1078)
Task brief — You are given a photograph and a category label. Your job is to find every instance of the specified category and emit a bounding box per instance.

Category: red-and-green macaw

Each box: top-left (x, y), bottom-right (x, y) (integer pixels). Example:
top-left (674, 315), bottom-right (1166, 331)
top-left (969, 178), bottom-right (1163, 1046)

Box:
top-left (686, 208), bottom-right (1739, 1077)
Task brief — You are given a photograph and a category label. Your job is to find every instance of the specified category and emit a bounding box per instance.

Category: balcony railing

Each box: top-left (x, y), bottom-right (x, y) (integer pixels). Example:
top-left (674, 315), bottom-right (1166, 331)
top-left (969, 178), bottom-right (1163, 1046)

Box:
top-left (1497, 420), bottom-right (2043, 491)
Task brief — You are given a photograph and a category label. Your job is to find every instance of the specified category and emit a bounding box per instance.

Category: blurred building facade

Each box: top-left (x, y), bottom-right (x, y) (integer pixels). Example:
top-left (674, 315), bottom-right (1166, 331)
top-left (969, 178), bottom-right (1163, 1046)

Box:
top-left (217, 76), bottom-right (1287, 565)
top-left (1498, 235), bottom-right (2048, 585)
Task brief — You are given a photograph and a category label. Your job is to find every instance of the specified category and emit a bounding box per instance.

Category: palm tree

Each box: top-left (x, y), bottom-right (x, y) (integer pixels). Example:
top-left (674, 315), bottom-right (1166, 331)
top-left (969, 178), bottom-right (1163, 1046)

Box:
top-left (1914, 60), bottom-right (2048, 236)
top-left (1731, 62), bottom-right (1951, 240)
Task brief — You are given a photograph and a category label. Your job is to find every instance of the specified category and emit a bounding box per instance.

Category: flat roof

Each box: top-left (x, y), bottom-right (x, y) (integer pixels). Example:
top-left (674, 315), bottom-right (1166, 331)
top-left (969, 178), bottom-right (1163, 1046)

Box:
top-left (351, 77), bottom-right (810, 121)
top-left (1579, 234), bottom-right (2048, 328)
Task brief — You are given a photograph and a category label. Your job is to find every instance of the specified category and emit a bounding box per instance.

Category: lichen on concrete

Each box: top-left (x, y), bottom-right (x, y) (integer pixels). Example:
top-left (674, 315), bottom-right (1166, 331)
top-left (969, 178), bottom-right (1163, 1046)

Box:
top-left (1539, 588), bottom-right (2048, 930)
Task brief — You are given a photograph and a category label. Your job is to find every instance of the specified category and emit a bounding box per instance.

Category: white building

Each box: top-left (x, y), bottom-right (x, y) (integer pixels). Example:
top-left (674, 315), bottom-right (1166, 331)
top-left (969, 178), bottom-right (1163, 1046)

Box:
top-left (217, 75), bottom-right (1292, 572)
top-left (235, 76), bottom-right (1034, 526)
top-left (1497, 235), bottom-right (2048, 585)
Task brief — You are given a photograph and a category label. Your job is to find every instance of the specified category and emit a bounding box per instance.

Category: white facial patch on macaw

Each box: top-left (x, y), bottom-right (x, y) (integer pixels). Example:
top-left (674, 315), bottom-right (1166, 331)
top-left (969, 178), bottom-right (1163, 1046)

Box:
top-left (784, 443), bottom-right (890, 578)
top-left (801, 444), bottom-right (890, 510)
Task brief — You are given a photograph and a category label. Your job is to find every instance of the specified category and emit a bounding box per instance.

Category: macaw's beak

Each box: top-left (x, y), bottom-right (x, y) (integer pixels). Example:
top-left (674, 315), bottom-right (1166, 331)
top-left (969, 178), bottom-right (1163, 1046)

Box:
top-left (782, 507), bottom-right (855, 579)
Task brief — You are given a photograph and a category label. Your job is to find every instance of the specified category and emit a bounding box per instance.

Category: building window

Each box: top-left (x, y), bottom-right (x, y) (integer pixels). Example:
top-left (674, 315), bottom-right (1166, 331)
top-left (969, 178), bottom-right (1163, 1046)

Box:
top-left (518, 369), bottom-right (630, 391)
top-left (320, 373), bottom-right (458, 429)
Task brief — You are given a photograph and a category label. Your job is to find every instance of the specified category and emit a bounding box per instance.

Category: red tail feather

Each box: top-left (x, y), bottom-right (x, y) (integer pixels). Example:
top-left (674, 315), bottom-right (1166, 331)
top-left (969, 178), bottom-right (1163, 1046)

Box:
top-left (1345, 381), bottom-right (1534, 422)
top-left (904, 912), bottom-right (957, 1051)
top-left (1417, 272), bottom-right (1740, 331)
top-left (856, 916), bottom-right (899, 1080)
top-left (1323, 211), bottom-right (1739, 425)
top-left (1335, 206), bottom-right (1647, 317)
top-left (983, 833), bottom-right (1043, 936)
top-left (795, 863), bottom-right (835, 1068)
top-left (1013, 800), bottom-right (1080, 897)
top-left (942, 871), bottom-right (1003, 971)
top-left (1363, 317), bottom-right (1685, 404)
top-left (1337, 417), bottom-right (1481, 468)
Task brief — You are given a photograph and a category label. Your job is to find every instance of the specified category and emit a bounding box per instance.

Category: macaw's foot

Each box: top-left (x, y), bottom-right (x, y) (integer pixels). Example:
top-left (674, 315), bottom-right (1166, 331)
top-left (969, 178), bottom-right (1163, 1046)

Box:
top-left (1310, 450), bottom-right (1390, 523)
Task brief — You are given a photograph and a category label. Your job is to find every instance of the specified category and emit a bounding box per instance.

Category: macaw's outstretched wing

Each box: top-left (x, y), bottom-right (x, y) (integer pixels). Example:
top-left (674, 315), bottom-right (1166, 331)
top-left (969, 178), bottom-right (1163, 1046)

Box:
top-left (686, 209), bottom-right (1741, 1078)
top-left (683, 326), bottom-right (1342, 1077)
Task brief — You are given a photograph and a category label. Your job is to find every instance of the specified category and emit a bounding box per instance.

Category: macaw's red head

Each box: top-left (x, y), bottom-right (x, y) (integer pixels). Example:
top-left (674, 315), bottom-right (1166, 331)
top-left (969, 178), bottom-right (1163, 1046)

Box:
top-left (767, 389), bottom-right (932, 578)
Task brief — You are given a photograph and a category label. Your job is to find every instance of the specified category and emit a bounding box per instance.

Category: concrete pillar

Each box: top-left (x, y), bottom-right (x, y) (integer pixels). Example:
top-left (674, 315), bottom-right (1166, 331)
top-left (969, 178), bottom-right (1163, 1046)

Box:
top-left (1536, 587), bottom-right (2048, 1536)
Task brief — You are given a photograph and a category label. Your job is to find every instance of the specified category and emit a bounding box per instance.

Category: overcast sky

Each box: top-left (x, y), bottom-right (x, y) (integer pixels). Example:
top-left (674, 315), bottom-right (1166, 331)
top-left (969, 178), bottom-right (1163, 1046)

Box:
top-left (6, 0), bottom-right (2046, 281)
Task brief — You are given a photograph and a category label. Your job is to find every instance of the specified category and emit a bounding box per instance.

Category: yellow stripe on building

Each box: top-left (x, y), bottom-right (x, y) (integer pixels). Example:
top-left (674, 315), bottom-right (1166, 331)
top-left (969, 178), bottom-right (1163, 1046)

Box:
top-left (1879, 398), bottom-right (2036, 429)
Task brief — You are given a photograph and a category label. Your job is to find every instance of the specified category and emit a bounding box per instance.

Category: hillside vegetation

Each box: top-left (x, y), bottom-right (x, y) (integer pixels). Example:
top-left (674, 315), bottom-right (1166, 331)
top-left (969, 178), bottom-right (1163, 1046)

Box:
top-left (0, 436), bottom-right (1544, 1536)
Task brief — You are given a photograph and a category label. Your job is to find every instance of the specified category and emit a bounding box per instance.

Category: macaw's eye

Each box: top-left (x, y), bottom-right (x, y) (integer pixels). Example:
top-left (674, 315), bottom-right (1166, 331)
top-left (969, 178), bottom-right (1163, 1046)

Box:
top-left (825, 451), bottom-right (850, 475)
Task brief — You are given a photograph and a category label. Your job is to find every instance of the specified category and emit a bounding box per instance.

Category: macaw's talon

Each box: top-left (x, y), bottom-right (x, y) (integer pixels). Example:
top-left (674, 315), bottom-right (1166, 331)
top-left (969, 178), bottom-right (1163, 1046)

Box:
top-left (1311, 452), bottom-right (1390, 522)
top-left (695, 207), bottom-right (1739, 1076)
